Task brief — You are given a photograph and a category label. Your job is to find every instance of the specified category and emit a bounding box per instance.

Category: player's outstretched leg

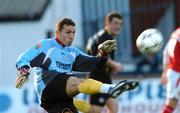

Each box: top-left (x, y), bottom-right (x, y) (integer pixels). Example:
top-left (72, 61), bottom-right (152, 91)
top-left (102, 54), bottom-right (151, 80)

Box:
top-left (78, 78), bottom-right (139, 98)
top-left (66, 77), bottom-right (138, 98)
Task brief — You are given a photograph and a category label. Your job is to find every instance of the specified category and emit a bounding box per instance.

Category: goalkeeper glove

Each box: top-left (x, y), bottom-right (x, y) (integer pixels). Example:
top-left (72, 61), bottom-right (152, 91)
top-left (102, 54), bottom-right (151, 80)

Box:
top-left (98, 40), bottom-right (117, 54)
top-left (16, 67), bottom-right (30, 89)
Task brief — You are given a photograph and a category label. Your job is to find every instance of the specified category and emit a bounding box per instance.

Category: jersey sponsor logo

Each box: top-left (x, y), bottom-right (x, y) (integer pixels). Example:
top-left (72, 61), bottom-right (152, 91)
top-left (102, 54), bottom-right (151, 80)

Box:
top-left (56, 61), bottom-right (71, 70)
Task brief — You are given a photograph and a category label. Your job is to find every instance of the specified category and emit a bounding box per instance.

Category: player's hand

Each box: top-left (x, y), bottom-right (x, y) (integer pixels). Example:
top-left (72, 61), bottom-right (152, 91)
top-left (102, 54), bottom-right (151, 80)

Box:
top-left (16, 68), bottom-right (30, 89)
top-left (160, 70), bottom-right (167, 85)
top-left (98, 40), bottom-right (117, 54)
top-left (111, 62), bottom-right (123, 75)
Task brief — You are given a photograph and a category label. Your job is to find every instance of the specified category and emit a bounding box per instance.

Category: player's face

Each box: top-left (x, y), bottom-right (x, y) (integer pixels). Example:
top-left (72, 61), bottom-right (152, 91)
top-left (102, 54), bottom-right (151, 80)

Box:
top-left (59, 25), bottom-right (75, 46)
top-left (109, 18), bottom-right (123, 36)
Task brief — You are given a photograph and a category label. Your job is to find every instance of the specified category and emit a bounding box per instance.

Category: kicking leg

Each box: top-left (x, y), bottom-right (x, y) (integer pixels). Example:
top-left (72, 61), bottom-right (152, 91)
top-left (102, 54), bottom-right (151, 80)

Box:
top-left (66, 77), bottom-right (139, 98)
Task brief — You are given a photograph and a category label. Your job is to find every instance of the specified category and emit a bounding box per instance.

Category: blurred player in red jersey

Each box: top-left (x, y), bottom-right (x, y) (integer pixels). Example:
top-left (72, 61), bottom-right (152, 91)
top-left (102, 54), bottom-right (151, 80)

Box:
top-left (161, 27), bottom-right (180, 113)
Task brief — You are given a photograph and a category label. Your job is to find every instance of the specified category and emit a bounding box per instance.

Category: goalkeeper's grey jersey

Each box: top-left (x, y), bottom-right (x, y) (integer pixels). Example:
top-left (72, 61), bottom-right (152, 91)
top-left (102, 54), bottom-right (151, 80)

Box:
top-left (16, 38), bottom-right (106, 100)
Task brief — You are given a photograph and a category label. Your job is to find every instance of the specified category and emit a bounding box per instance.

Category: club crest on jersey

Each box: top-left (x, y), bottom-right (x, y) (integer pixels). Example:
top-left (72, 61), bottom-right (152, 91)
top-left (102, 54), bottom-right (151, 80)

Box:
top-left (35, 42), bottom-right (42, 49)
top-left (70, 52), bottom-right (76, 59)
top-left (66, 56), bottom-right (71, 61)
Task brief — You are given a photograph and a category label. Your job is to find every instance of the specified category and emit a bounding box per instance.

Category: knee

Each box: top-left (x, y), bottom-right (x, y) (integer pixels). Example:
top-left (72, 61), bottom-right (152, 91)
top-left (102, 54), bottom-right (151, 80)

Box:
top-left (66, 77), bottom-right (84, 97)
top-left (166, 98), bottom-right (179, 107)
top-left (90, 106), bottom-right (102, 113)
top-left (106, 98), bottom-right (118, 113)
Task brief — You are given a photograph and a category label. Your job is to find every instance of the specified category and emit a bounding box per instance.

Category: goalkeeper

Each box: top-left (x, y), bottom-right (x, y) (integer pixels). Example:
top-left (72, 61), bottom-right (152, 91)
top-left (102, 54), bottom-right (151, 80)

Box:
top-left (15, 18), bottom-right (138, 113)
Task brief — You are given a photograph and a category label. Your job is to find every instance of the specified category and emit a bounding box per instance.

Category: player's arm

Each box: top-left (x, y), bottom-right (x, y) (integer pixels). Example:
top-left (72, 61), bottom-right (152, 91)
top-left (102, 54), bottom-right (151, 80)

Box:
top-left (161, 37), bottom-right (180, 84)
top-left (73, 40), bottom-right (116, 71)
top-left (15, 40), bottom-right (45, 89)
top-left (160, 43), bottom-right (169, 85)
top-left (106, 59), bottom-right (123, 74)
top-left (72, 54), bottom-right (108, 72)
top-left (72, 40), bottom-right (117, 72)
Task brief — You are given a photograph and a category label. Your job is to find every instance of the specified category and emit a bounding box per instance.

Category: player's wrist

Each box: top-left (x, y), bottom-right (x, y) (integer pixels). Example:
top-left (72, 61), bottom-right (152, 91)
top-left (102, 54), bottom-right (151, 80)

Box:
top-left (98, 49), bottom-right (108, 57)
top-left (18, 65), bottom-right (30, 77)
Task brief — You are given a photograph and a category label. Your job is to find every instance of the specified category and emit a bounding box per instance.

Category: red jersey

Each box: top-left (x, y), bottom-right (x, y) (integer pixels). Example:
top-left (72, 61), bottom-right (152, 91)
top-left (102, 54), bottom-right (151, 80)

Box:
top-left (167, 27), bottom-right (180, 72)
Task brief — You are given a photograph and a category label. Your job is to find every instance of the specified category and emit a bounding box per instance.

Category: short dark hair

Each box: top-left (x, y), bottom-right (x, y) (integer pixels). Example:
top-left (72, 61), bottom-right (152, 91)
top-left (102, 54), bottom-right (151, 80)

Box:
top-left (56, 18), bottom-right (75, 32)
top-left (105, 12), bottom-right (122, 24)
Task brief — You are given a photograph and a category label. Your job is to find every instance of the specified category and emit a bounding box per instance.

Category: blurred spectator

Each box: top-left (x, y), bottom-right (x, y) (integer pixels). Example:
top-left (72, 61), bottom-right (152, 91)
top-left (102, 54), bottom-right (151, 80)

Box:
top-left (86, 12), bottom-right (123, 113)
top-left (135, 54), bottom-right (160, 74)
top-left (46, 30), bottom-right (53, 38)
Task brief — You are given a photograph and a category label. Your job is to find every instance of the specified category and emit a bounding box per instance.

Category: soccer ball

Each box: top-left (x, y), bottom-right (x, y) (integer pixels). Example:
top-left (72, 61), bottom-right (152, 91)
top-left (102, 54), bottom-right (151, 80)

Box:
top-left (136, 28), bottom-right (164, 54)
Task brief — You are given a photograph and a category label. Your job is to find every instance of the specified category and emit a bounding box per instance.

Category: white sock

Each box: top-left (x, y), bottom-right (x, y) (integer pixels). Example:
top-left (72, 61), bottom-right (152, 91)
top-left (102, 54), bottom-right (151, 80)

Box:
top-left (100, 84), bottom-right (116, 93)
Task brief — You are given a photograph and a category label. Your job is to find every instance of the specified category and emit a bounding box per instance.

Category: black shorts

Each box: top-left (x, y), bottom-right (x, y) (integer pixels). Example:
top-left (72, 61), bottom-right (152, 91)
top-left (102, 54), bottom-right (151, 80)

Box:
top-left (90, 70), bottom-right (112, 83)
top-left (41, 74), bottom-right (78, 113)
top-left (90, 93), bottom-right (111, 106)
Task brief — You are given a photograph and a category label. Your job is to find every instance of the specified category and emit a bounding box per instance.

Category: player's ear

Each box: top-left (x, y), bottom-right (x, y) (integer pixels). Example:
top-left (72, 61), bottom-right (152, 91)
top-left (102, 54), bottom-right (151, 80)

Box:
top-left (56, 30), bottom-right (62, 38)
top-left (56, 30), bottom-right (59, 35)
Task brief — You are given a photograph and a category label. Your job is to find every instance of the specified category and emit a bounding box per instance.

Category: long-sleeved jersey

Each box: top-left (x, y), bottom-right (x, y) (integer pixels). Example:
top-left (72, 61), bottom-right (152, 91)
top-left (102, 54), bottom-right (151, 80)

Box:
top-left (16, 38), bottom-right (107, 99)
top-left (164, 27), bottom-right (180, 72)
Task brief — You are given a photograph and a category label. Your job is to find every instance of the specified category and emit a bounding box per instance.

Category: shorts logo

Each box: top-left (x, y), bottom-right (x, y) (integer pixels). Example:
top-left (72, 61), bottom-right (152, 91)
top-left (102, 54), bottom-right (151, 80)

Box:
top-left (98, 97), bottom-right (105, 104)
